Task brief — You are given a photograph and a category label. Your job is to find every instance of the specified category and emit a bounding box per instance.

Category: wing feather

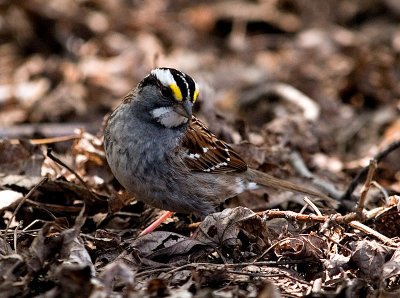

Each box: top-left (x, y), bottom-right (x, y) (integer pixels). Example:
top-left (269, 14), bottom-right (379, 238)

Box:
top-left (181, 116), bottom-right (247, 173)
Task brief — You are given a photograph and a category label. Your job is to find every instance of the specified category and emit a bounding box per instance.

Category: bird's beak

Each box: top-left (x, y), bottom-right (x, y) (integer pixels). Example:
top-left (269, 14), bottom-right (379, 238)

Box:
top-left (174, 101), bottom-right (192, 119)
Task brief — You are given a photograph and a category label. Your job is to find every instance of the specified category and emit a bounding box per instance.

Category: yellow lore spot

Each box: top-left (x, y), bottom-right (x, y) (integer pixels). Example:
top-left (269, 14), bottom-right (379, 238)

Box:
top-left (193, 88), bottom-right (199, 103)
top-left (169, 84), bottom-right (183, 101)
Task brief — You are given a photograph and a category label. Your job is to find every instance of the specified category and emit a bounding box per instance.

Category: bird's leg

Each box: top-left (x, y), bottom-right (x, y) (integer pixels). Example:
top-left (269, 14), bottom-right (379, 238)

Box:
top-left (139, 210), bottom-right (174, 236)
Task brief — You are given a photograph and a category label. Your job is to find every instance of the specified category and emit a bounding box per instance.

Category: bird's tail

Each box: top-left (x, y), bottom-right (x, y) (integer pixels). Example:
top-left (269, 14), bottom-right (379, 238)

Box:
top-left (245, 168), bottom-right (337, 206)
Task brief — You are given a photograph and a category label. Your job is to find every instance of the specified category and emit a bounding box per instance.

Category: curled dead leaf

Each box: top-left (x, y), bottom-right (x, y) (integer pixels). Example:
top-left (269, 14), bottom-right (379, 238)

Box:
top-left (195, 207), bottom-right (270, 260)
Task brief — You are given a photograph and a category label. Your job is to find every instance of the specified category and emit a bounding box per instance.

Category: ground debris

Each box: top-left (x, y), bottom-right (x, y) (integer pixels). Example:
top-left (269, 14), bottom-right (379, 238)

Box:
top-left (0, 0), bottom-right (400, 296)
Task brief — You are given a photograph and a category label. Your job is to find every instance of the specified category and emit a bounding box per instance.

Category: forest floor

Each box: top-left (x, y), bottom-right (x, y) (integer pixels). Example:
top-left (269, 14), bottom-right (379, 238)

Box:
top-left (0, 1), bottom-right (400, 297)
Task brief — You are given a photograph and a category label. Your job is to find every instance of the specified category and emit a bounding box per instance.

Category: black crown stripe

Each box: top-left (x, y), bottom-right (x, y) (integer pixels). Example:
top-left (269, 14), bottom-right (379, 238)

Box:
top-left (169, 69), bottom-right (189, 101)
top-left (185, 74), bottom-right (196, 102)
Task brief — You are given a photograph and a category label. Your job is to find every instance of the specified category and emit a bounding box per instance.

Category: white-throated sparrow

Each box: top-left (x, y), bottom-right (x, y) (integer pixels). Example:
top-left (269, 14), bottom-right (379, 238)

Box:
top-left (104, 68), bottom-right (333, 218)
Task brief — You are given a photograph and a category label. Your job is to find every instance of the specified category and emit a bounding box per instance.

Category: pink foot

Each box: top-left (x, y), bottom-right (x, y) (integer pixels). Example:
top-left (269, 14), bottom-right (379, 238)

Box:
top-left (139, 211), bottom-right (174, 236)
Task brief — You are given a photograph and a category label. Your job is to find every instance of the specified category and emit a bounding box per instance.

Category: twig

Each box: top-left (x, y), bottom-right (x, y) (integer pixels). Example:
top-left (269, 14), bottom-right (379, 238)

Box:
top-left (189, 209), bottom-right (356, 228)
top-left (9, 134), bottom-right (80, 145)
top-left (370, 181), bottom-right (389, 205)
top-left (46, 147), bottom-right (103, 204)
top-left (13, 221), bottom-right (23, 254)
top-left (303, 197), bottom-right (322, 216)
top-left (260, 210), bottom-right (331, 223)
top-left (136, 267), bottom-right (173, 278)
top-left (47, 148), bottom-right (88, 192)
top-left (25, 199), bottom-right (83, 213)
top-left (320, 232), bottom-right (353, 254)
top-left (136, 260), bottom-right (313, 279)
top-left (349, 221), bottom-right (397, 246)
top-left (356, 159), bottom-right (377, 217)
top-left (225, 270), bottom-right (311, 285)
top-left (265, 209), bottom-right (398, 246)
top-left (364, 203), bottom-right (397, 219)
top-left (22, 219), bottom-right (47, 231)
top-left (188, 206), bottom-right (397, 247)
top-left (260, 209), bottom-right (398, 247)
top-left (2, 177), bottom-right (47, 254)
top-left (0, 122), bottom-right (99, 139)
top-left (254, 238), bottom-right (291, 262)
top-left (73, 203), bottom-right (87, 232)
top-left (341, 140), bottom-right (400, 200)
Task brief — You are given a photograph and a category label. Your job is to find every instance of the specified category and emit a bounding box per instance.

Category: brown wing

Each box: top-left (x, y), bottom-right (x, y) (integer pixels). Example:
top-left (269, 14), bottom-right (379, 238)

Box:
top-left (181, 116), bottom-right (247, 173)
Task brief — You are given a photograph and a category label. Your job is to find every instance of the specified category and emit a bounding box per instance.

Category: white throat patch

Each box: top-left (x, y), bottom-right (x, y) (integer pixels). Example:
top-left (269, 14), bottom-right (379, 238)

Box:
top-left (150, 107), bottom-right (188, 128)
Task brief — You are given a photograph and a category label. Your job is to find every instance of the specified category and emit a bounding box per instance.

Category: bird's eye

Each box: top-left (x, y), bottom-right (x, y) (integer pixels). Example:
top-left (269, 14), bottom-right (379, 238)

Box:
top-left (160, 86), bottom-right (171, 98)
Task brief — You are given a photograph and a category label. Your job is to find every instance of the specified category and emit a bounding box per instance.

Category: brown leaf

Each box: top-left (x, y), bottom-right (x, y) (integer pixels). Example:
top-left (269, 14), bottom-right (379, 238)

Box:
top-left (26, 219), bottom-right (69, 272)
top-left (373, 205), bottom-right (400, 238)
top-left (380, 246), bottom-right (400, 293)
top-left (130, 231), bottom-right (209, 264)
top-left (274, 234), bottom-right (326, 261)
top-left (44, 264), bottom-right (93, 298)
top-left (257, 280), bottom-right (282, 298)
top-left (98, 261), bottom-right (135, 293)
top-left (350, 240), bottom-right (393, 282)
top-left (0, 140), bottom-right (44, 176)
top-left (147, 278), bottom-right (169, 298)
top-left (0, 254), bottom-right (27, 298)
top-left (195, 207), bottom-right (270, 260)
top-left (29, 178), bottom-right (109, 215)
top-left (26, 210), bottom-right (89, 274)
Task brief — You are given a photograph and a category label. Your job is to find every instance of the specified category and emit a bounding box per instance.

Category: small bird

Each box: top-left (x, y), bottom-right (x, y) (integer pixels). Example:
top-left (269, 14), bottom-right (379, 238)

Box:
top-left (104, 68), bottom-right (333, 226)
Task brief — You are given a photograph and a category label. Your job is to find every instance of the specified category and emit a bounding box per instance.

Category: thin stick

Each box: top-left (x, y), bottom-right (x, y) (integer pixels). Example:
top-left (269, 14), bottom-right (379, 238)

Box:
top-left (342, 140), bottom-right (400, 200)
top-left (13, 221), bottom-right (22, 254)
top-left (47, 148), bottom-right (88, 191)
top-left (25, 199), bottom-right (83, 213)
top-left (9, 134), bottom-right (80, 145)
top-left (2, 177), bottom-right (47, 254)
top-left (303, 197), bottom-right (322, 216)
top-left (46, 148), bottom-right (102, 203)
top-left (225, 270), bottom-right (311, 285)
top-left (349, 221), bottom-right (397, 246)
top-left (137, 260), bottom-right (311, 279)
top-left (370, 181), bottom-right (389, 205)
top-left (356, 159), bottom-right (377, 216)
top-left (187, 205), bottom-right (397, 247)
top-left (22, 219), bottom-right (46, 231)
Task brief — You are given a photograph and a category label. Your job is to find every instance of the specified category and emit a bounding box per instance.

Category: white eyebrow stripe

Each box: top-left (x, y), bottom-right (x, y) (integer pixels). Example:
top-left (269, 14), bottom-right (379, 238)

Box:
top-left (151, 69), bottom-right (176, 86)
